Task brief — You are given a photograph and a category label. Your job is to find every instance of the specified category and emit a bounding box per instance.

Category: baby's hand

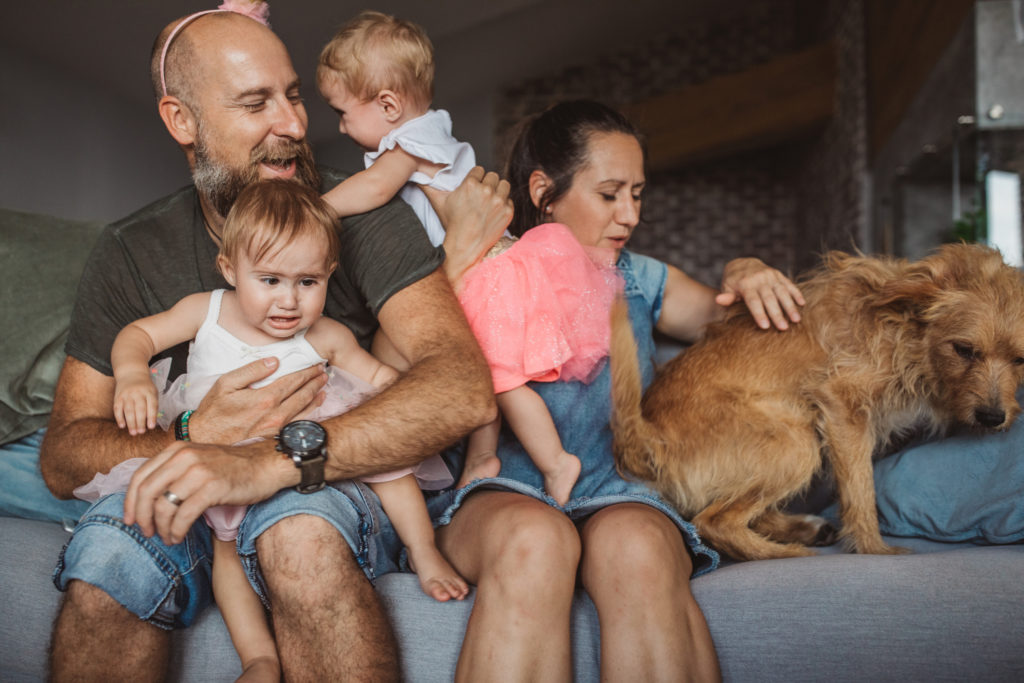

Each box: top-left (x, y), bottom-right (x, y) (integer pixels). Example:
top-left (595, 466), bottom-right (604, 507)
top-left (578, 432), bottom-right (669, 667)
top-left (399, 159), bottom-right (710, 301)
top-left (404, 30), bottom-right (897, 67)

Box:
top-left (114, 375), bottom-right (159, 435)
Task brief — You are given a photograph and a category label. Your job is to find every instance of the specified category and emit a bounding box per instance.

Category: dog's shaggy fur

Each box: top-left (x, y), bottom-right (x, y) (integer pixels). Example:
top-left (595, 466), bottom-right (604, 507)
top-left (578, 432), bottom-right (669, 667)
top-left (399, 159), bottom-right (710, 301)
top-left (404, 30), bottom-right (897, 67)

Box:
top-left (611, 243), bottom-right (1024, 560)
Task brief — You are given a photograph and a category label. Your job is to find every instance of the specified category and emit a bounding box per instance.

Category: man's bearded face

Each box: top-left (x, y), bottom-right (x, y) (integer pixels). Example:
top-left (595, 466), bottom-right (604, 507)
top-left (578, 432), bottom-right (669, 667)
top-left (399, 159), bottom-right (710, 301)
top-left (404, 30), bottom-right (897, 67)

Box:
top-left (192, 126), bottom-right (320, 217)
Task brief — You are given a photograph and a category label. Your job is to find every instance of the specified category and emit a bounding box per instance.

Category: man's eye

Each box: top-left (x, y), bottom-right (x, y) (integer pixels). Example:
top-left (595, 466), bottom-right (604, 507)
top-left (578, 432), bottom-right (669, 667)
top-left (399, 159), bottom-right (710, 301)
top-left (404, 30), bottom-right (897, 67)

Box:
top-left (243, 101), bottom-right (266, 112)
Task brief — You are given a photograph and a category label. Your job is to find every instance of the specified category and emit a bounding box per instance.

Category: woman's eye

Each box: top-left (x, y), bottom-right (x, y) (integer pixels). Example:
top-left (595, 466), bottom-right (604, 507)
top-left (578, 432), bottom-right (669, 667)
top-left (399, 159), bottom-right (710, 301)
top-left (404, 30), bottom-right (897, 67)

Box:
top-left (600, 193), bottom-right (616, 201)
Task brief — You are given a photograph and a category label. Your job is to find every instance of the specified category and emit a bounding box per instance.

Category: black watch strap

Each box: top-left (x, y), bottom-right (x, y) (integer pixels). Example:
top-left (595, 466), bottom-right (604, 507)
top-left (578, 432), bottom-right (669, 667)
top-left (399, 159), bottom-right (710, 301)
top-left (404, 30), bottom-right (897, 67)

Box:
top-left (294, 454), bottom-right (326, 494)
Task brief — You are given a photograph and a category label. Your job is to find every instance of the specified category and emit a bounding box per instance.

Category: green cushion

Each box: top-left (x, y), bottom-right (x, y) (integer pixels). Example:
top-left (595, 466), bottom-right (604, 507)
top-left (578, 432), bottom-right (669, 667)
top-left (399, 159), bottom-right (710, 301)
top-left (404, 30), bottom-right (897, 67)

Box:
top-left (0, 209), bottom-right (104, 444)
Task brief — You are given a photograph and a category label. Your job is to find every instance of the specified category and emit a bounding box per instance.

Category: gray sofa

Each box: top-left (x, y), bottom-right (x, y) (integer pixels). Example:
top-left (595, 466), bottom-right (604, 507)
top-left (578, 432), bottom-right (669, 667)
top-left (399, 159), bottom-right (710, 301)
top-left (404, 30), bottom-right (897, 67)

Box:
top-left (2, 208), bottom-right (1024, 681)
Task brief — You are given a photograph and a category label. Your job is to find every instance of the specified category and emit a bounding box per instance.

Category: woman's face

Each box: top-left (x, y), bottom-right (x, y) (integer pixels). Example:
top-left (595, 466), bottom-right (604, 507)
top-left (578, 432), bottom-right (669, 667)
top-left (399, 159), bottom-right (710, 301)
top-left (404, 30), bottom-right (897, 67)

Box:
top-left (547, 131), bottom-right (645, 251)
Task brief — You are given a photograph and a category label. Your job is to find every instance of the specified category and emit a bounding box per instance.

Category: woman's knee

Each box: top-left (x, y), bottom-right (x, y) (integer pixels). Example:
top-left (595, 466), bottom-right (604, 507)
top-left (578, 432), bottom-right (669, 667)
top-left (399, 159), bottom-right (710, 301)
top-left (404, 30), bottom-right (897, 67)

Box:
top-left (582, 505), bottom-right (692, 587)
top-left (493, 503), bottom-right (581, 575)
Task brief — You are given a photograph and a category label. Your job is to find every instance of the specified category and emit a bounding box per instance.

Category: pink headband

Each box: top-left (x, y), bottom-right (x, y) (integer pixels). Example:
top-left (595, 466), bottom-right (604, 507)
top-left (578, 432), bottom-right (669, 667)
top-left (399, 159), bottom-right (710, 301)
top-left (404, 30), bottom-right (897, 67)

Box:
top-left (159, 1), bottom-right (271, 97)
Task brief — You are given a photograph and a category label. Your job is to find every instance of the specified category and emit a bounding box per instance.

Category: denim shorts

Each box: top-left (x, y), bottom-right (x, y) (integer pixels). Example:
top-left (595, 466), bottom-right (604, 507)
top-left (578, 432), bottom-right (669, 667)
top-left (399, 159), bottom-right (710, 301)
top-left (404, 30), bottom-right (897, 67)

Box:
top-left (53, 480), bottom-right (401, 629)
top-left (0, 428), bottom-right (89, 526)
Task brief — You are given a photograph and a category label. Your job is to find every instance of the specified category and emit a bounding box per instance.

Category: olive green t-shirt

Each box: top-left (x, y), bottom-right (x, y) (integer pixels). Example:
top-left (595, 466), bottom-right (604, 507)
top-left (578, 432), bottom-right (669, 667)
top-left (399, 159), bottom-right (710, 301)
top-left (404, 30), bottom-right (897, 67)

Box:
top-left (66, 168), bottom-right (443, 380)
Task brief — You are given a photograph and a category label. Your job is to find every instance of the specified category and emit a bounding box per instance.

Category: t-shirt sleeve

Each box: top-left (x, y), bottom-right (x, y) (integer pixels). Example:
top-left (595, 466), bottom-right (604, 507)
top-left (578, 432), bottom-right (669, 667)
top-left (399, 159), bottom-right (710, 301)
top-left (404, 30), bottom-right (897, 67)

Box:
top-left (65, 227), bottom-right (151, 376)
top-left (337, 193), bottom-right (445, 316)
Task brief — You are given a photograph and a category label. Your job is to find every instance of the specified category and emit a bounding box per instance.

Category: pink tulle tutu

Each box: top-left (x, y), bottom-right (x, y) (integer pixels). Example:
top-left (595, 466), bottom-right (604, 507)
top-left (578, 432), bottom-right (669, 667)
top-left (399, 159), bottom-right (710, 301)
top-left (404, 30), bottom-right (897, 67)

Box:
top-left (458, 222), bottom-right (621, 393)
top-left (75, 366), bottom-right (453, 541)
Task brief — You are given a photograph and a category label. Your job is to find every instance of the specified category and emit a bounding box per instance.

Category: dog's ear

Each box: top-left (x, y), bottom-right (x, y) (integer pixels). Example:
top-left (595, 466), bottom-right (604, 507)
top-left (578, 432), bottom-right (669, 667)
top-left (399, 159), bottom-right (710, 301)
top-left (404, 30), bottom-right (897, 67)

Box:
top-left (872, 260), bottom-right (943, 318)
top-left (873, 243), bottom-right (1008, 318)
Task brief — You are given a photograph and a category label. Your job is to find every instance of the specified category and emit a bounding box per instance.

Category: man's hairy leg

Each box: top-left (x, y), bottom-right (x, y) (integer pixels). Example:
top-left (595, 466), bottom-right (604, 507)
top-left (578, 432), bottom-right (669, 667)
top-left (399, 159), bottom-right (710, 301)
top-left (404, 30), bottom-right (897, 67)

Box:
top-left (258, 515), bottom-right (399, 683)
top-left (50, 580), bottom-right (170, 681)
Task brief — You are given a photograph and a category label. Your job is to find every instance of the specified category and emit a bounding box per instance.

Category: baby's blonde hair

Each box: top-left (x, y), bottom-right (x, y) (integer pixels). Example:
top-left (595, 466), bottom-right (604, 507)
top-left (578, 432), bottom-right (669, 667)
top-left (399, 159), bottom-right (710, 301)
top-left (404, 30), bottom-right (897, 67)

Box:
top-left (218, 179), bottom-right (340, 275)
top-left (317, 10), bottom-right (434, 111)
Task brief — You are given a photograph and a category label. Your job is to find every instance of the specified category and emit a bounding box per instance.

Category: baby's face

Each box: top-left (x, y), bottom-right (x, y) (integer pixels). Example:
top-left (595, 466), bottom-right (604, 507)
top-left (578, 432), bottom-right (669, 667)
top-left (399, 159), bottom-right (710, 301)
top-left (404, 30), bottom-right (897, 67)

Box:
top-left (320, 76), bottom-right (392, 153)
top-left (223, 232), bottom-right (332, 342)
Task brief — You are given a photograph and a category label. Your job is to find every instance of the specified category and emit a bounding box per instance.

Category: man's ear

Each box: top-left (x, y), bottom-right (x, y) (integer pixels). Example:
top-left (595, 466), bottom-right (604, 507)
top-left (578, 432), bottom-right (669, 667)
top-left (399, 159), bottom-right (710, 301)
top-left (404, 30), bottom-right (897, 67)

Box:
top-left (158, 95), bottom-right (198, 146)
top-left (528, 170), bottom-right (553, 210)
top-left (216, 254), bottom-right (236, 286)
top-left (377, 90), bottom-right (403, 124)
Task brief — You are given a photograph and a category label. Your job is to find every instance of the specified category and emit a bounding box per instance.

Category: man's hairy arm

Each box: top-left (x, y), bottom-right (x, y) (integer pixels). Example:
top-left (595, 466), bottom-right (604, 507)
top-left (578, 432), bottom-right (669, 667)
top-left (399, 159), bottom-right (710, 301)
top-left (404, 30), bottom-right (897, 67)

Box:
top-left (41, 353), bottom-right (327, 499)
top-left (319, 268), bottom-right (496, 480)
top-left (40, 357), bottom-right (174, 499)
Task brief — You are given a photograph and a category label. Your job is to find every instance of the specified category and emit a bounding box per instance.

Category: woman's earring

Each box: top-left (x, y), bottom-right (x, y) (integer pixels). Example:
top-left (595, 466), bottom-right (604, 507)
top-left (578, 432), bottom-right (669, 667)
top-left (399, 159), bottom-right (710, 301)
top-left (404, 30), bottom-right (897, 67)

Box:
top-left (544, 205), bottom-right (553, 214)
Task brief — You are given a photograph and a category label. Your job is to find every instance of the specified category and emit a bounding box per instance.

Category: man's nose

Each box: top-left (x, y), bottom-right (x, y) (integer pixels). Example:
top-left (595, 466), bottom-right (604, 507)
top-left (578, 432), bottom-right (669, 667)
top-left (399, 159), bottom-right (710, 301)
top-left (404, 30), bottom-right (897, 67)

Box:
top-left (273, 100), bottom-right (307, 140)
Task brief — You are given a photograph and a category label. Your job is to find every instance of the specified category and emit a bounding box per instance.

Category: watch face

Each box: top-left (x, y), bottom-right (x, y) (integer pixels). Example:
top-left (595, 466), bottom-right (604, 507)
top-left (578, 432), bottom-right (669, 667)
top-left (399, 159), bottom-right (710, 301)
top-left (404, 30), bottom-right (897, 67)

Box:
top-left (281, 420), bottom-right (327, 455)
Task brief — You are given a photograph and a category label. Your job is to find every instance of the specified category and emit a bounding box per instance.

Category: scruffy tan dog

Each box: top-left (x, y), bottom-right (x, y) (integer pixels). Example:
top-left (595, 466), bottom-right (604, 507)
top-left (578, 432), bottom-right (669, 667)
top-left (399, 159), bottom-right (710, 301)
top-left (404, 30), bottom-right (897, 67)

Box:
top-left (611, 243), bottom-right (1024, 561)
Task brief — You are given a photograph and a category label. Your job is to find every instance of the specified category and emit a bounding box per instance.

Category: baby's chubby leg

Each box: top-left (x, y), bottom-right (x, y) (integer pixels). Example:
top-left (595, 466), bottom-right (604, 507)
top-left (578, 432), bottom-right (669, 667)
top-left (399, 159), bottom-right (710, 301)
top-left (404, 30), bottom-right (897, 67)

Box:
top-left (212, 536), bottom-right (281, 682)
top-left (370, 475), bottom-right (469, 602)
top-left (458, 417), bottom-right (503, 487)
top-left (498, 385), bottom-right (580, 506)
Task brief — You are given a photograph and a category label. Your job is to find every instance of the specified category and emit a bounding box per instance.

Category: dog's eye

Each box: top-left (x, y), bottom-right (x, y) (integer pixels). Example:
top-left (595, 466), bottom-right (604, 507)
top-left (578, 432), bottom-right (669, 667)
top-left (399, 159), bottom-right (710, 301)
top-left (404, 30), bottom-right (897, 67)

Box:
top-left (953, 343), bottom-right (977, 360)
top-left (1014, 357), bottom-right (1024, 366)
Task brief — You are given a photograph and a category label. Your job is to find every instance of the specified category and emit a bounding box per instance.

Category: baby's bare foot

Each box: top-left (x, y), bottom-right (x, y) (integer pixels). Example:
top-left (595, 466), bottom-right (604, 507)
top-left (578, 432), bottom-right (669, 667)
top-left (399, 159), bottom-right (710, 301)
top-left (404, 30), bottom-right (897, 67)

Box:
top-left (408, 545), bottom-right (470, 602)
top-left (544, 452), bottom-right (581, 506)
top-left (457, 452), bottom-right (501, 488)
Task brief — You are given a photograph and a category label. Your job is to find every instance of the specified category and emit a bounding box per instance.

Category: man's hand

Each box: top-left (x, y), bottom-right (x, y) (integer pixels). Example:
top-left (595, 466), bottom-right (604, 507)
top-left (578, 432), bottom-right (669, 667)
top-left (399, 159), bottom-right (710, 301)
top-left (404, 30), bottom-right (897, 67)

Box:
top-left (123, 439), bottom-right (294, 545)
top-left (423, 166), bottom-right (513, 288)
top-left (187, 357), bottom-right (328, 444)
top-left (716, 257), bottom-right (805, 330)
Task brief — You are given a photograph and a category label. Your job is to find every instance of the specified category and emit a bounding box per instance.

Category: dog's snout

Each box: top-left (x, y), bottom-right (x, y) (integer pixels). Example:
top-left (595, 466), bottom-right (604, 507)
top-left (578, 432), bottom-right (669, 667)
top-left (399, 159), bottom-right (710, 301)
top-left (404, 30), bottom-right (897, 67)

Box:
top-left (975, 406), bottom-right (1006, 428)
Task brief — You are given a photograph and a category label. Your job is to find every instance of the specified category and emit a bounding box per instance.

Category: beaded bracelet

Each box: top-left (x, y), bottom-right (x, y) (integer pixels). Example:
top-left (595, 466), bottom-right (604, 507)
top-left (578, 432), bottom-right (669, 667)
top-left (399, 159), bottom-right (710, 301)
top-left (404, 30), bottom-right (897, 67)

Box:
top-left (174, 410), bottom-right (194, 441)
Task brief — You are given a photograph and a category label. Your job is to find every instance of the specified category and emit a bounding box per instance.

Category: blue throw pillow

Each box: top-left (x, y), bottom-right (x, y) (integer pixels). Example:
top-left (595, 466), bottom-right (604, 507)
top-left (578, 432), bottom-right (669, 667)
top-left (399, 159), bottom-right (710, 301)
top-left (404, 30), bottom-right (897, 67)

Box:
top-left (861, 392), bottom-right (1024, 544)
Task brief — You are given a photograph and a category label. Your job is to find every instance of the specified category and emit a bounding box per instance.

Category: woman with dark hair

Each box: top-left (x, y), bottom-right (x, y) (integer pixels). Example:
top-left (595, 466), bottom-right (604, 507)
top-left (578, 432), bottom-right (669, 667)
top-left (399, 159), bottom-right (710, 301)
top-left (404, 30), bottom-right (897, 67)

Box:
top-left (431, 100), bottom-right (804, 681)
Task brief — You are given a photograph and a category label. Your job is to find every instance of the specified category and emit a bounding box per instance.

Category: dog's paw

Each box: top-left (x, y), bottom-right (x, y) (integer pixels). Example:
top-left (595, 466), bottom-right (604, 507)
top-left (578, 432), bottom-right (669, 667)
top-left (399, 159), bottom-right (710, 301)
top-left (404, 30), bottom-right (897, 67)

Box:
top-left (854, 539), bottom-right (912, 555)
top-left (810, 521), bottom-right (840, 547)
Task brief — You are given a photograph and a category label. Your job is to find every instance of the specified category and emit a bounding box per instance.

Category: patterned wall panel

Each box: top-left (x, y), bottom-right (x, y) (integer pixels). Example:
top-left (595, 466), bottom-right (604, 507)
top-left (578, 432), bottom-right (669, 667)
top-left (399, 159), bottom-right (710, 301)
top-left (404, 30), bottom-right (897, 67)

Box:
top-left (495, 0), bottom-right (869, 285)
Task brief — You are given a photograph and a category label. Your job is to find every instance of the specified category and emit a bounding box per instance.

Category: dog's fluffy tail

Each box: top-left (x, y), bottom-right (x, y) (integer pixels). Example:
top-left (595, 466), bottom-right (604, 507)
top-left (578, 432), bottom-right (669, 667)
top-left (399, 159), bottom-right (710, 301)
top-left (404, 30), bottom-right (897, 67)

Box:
top-left (609, 296), bottom-right (663, 481)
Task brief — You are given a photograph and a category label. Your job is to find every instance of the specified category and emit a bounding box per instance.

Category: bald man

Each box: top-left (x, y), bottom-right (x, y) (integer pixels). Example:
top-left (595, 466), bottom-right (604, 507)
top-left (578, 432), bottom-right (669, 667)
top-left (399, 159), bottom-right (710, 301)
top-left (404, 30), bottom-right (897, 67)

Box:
top-left (43, 9), bottom-right (507, 680)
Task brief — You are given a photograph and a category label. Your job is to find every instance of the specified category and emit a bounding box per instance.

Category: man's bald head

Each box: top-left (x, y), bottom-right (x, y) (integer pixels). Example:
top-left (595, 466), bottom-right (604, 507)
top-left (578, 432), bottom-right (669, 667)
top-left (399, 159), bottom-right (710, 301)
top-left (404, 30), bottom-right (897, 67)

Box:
top-left (149, 11), bottom-right (281, 111)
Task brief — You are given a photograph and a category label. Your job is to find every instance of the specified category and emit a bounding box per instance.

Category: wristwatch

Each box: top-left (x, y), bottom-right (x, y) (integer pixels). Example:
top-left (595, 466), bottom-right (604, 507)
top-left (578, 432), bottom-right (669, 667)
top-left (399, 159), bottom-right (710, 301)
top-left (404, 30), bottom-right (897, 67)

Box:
top-left (276, 420), bottom-right (327, 493)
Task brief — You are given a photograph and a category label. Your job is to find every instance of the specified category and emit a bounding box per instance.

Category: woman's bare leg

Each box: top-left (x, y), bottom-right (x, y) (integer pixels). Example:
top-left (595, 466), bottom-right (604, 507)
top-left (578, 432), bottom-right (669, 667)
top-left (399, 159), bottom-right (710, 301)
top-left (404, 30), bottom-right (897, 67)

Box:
top-left (370, 475), bottom-right (468, 601)
top-left (498, 385), bottom-right (580, 505)
top-left (436, 491), bottom-right (580, 682)
top-left (580, 503), bottom-right (721, 683)
top-left (212, 536), bottom-right (281, 682)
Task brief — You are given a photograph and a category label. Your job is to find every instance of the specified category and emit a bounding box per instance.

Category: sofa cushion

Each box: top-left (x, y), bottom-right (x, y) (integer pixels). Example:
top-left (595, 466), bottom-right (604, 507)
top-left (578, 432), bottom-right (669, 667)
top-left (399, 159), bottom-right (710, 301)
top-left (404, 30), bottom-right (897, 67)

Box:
top-left (3, 516), bottom-right (1023, 681)
top-left (0, 209), bottom-right (103, 444)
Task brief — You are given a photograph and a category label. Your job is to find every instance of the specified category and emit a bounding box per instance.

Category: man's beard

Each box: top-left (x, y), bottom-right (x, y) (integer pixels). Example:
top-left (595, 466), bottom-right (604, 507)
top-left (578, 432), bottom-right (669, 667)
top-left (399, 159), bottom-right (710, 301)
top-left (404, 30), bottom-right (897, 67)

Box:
top-left (192, 134), bottom-right (320, 217)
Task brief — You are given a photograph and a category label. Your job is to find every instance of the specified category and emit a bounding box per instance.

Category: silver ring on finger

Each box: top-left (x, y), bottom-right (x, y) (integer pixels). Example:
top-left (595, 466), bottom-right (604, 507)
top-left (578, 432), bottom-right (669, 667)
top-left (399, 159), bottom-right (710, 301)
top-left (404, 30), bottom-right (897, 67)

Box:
top-left (162, 490), bottom-right (184, 507)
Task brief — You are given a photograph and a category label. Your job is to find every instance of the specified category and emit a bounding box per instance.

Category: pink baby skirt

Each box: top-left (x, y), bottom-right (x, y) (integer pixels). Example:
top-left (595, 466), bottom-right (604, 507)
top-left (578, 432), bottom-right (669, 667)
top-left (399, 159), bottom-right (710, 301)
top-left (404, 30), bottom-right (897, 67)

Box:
top-left (458, 222), bottom-right (621, 393)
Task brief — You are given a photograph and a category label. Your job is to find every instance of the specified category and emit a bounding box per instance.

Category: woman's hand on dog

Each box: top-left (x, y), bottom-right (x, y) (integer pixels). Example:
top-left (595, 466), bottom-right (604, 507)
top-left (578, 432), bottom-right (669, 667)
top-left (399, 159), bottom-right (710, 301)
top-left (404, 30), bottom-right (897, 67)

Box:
top-left (717, 257), bottom-right (805, 330)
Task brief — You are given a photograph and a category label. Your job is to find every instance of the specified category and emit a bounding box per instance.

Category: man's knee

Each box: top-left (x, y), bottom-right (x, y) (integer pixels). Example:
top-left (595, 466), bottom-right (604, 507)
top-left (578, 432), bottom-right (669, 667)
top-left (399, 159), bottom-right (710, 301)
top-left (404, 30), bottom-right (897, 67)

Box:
top-left (51, 580), bottom-right (170, 678)
top-left (60, 579), bottom-right (132, 621)
top-left (257, 514), bottom-right (365, 597)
